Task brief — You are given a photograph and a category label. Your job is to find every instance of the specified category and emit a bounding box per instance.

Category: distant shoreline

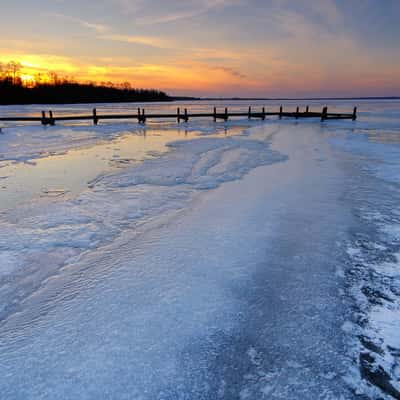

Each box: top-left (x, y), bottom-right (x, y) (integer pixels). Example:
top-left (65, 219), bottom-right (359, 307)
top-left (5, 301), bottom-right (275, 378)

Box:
top-left (0, 99), bottom-right (174, 106)
top-left (173, 96), bottom-right (400, 101)
top-left (0, 80), bottom-right (172, 106)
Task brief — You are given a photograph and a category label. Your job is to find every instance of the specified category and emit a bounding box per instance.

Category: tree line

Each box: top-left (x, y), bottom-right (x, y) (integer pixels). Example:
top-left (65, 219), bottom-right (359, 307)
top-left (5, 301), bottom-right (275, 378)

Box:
top-left (0, 61), bottom-right (171, 105)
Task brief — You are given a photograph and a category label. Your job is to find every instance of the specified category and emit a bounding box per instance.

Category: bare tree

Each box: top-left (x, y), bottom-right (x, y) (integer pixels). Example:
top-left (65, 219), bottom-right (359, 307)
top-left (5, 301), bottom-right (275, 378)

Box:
top-left (121, 81), bottom-right (132, 90)
top-left (49, 71), bottom-right (59, 85)
top-left (35, 73), bottom-right (43, 85)
top-left (6, 61), bottom-right (22, 84)
top-left (0, 62), bottom-right (7, 80)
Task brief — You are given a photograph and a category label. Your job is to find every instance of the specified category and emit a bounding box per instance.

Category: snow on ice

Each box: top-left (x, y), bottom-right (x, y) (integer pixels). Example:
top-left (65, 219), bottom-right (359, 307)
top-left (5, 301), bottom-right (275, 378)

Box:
top-left (0, 100), bottom-right (400, 399)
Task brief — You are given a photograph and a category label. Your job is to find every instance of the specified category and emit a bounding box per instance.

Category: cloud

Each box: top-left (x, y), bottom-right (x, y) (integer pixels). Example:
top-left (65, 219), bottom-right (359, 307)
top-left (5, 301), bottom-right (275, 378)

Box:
top-left (42, 12), bottom-right (109, 34)
top-left (113, 0), bottom-right (240, 24)
top-left (43, 12), bottom-right (169, 48)
top-left (212, 66), bottom-right (246, 79)
top-left (272, 0), bottom-right (343, 28)
top-left (99, 33), bottom-right (170, 48)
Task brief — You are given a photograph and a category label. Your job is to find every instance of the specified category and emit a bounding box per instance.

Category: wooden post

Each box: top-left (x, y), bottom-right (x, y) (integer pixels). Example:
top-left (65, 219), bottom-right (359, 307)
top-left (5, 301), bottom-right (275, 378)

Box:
top-left (248, 106), bottom-right (251, 120)
top-left (224, 107), bottom-right (228, 121)
top-left (352, 106), bottom-right (357, 121)
top-left (213, 107), bottom-right (217, 122)
top-left (296, 106), bottom-right (299, 119)
top-left (306, 105), bottom-right (309, 113)
top-left (41, 111), bottom-right (47, 125)
top-left (177, 107), bottom-right (181, 123)
top-left (137, 108), bottom-right (141, 123)
top-left (49, 110), bottom-right (55, 126)
top-left (93, 108), bottom-right (98, 125)
top-left (141, 108), bottom-right (146, 124)
top-left (184, 108), bottom-right (188, 122)
top-left (262, 107), bottom-right (266, 120)
top-left (279, 105), bottom-right (283, 119)
top-left (321, 106), bottom-right (328, 121)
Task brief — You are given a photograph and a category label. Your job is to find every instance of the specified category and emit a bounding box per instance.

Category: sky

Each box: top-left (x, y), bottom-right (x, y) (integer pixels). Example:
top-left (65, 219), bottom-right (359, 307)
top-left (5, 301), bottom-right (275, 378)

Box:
top-left (0, 0), bottom-right (399, 97)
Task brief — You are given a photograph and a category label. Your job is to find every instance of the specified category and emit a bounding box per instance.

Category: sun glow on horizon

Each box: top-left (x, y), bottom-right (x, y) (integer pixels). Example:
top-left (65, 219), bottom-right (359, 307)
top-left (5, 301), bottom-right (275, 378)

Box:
top-left (19, 73), bottom-right (36, 85)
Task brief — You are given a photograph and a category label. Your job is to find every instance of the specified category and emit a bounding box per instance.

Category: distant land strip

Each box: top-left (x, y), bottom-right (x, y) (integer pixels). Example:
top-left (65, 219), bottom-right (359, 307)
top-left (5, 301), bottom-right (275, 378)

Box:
top-left (184, 96), bottom-right (400, 101)
top-left (0, 80), bottom-right (171, 105)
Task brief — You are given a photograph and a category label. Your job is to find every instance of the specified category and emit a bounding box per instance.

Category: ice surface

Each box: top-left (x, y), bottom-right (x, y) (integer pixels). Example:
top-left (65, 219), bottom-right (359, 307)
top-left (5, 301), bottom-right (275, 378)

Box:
top-left (1, 100), bottom-right (400, 399)
top-left (0, 120), bottom-right (355, 399)
top-left (333, 102), bottom-right (400, 399)
top-left (0, 119), bottom-right (285, 325)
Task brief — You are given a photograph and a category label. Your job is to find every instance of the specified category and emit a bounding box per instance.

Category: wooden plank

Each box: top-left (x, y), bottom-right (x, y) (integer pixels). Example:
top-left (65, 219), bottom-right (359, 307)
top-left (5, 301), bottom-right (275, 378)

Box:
top-left (324, 115), bottom-right (354, 120)
top-left (53, 115), bottom-right (99, 121)
top-left (0, 116), bottom-right (43, 121)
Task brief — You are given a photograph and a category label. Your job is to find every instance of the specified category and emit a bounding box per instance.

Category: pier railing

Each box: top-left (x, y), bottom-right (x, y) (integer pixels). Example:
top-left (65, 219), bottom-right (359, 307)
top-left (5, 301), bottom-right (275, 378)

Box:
top-left (0, 106), bottom-right (357, 126)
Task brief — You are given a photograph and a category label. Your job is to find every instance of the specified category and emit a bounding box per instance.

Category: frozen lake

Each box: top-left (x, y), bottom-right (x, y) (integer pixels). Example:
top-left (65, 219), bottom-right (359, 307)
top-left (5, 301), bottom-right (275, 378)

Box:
top-left (0, 99), bottom-right (399, 399)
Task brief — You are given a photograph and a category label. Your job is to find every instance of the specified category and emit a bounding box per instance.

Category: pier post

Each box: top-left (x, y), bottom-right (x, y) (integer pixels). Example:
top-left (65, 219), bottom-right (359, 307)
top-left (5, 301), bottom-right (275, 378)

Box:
top-left (352, 107), bottom-right (357, 121)
top-left (137, 108), bottom-right (141, 123)
top-left (41, 111), bottom-right (47, 125)
top-left (184, 108), bottom-right (188, 122)
top-left (279, 105), bottom-right (283, 119)
top-left (248, 106), bottom-right (251, 120)
top-left (141, 108), bottom-right (146, 124)
top-left (296, 106), bottom-right (299, 119)
top-left (49, 110), bottom-right (55, 126)
top-left (262, 107), bottom-right (266, 120)
top-left (213, 107), bottom-right (217, 122)
top-left (321, 106), bottom-right (328, 121)
top-left (306, 105), bottom-right (309, 113)
top-left (93, 108), bottom-right (98, 125)
top-left (224, 107), bottom-right (228, 121)
top-left (177, 107), bottom-right (181, 123)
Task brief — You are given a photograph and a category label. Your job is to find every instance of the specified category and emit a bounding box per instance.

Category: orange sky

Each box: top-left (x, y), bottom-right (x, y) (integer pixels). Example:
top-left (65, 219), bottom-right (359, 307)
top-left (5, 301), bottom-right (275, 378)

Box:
top-left (1, 0), bottom-right (399, 97)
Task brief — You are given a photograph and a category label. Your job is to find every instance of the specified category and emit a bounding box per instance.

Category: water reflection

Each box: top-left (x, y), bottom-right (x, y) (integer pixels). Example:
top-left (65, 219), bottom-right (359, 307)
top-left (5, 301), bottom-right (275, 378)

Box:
top-left (0, 125), bottom-right (244, 211)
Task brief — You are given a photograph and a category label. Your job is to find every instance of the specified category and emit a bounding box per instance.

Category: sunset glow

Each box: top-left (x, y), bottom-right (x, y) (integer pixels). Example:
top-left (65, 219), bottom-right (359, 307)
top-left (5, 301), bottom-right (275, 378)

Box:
top-left (1, 0), bottom-right (399, 97)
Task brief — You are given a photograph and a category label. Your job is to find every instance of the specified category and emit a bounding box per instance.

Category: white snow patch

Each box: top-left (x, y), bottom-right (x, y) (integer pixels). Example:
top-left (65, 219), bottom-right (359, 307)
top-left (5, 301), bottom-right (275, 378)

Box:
top-left (346, 247), bottom-right (361, 258)
top-left (376, 252), bottom-right (400, 278)
top-left (382, 224), bottom-right (400, 242)
top-left (247, 346), bottom-right (262, 367)
top-left (342, 321), bottom-right (357, 334)
top-left (286, 360), bottom-right (303, 369)
top-left (370, 306), bottom-right (400, 350)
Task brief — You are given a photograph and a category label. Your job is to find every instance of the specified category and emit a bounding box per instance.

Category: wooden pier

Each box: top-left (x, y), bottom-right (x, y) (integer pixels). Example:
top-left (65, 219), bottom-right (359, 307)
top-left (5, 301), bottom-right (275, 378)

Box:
top-left (0, 105), bottom-right (357, 126)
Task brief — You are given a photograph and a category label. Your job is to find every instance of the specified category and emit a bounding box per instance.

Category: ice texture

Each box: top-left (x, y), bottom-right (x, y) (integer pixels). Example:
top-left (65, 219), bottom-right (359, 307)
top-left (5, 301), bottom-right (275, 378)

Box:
top-left (1, 99), bottom-right (400, 399)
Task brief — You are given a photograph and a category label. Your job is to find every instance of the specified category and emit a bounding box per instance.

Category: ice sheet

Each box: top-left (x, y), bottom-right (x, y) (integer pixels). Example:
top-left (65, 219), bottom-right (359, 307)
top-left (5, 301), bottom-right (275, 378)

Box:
top-left (1, 99), bottom-right (400, 399)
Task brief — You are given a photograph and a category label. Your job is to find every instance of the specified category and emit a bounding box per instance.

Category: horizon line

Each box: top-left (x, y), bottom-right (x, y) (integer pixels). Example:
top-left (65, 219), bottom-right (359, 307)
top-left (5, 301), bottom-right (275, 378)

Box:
top-left (173, 96), bottom-right (400, 101)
